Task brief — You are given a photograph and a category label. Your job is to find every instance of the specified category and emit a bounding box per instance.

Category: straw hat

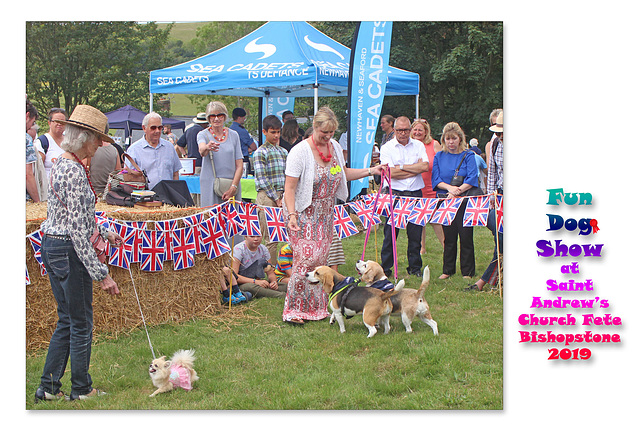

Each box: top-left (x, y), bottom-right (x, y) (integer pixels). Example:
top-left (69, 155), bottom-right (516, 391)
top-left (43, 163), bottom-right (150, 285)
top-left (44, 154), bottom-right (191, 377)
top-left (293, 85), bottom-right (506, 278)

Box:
top-left (489, 111), bottom-right (503, 133)
top-left (192, 112), bottom-right (208, 124)
top-left (55, 104), bottom-right (114, 143)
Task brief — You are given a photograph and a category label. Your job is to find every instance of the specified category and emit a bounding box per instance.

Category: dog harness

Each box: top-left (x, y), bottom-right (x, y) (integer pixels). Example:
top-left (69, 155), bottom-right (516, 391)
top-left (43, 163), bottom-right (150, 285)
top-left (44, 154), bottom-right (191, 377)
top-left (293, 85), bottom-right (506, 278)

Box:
top-left (327, 277), bottom-right (360, 319)
top-left (169, 364), bottom-right (193, 391)
top-left (370, 278), bottom-right (394, 292)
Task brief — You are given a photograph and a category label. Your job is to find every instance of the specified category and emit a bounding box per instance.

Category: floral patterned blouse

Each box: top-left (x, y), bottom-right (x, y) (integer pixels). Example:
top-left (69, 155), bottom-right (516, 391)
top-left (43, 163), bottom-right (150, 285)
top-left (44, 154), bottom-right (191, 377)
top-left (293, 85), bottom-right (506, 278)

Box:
top-left (40, 157), bottom-right (109, 281)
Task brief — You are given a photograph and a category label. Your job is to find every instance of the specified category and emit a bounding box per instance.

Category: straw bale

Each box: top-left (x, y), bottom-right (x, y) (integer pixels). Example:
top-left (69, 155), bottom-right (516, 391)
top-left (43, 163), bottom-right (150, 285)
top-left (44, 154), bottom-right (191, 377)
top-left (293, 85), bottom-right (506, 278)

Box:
top-left (25, 202), bottom-right (232, 353)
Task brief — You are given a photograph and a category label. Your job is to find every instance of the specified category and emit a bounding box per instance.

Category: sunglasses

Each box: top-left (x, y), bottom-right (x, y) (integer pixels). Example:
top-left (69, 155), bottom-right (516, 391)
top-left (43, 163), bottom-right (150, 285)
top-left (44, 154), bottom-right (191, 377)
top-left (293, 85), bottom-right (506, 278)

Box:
top-left (208, 113), bottom-right (226, 120)
top-left (148, 125), bottom-right (164, 131)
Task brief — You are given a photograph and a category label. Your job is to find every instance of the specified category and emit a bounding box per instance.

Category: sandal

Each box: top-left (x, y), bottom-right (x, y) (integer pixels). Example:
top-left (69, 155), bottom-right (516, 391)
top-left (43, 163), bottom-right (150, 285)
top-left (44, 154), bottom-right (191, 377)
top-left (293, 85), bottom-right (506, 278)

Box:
top-left (464, 284), bottom-right (480, 292)
top-left (438, 274), bottom-right (450, 280)
top-left (285, 318), bottom-right (305, 326)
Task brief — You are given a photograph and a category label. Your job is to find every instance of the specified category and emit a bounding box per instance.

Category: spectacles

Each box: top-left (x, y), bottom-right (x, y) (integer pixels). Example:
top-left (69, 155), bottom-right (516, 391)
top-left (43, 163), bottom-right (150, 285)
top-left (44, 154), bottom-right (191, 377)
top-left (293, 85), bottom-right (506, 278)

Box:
top-left (208, 113), bottom-right (226, 120)
top-left (148, 125), bottom-right (163, 131)
top-left (395, 129), bottom-right (411, 133)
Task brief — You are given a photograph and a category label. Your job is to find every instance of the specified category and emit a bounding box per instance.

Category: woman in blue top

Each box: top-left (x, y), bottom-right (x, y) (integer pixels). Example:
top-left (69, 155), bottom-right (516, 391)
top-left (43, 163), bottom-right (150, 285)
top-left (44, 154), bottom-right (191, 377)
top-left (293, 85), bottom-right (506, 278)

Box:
top-left (431, 122), bottom-right (479, 280)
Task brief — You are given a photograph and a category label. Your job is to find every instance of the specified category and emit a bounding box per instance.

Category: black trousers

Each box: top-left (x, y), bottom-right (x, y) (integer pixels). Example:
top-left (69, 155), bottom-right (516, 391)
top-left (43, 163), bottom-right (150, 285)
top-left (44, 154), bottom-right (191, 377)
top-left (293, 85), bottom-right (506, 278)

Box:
top-left (381, 189), bottom-right (423, 275)
top-left (442, 198), bottom-right (475, 276)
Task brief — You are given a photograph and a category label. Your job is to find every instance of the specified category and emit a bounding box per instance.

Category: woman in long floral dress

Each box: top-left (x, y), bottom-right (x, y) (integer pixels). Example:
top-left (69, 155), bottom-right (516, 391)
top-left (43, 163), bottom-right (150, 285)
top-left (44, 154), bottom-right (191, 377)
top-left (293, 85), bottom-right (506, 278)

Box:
top-left (282, 107), bottom-right (382, 325)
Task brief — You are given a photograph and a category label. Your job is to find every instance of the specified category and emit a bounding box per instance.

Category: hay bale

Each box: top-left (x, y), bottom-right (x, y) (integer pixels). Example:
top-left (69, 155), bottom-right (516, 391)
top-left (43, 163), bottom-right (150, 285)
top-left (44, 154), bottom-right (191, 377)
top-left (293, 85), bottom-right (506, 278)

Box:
top-left (26, 202), bottom-right (230, 353)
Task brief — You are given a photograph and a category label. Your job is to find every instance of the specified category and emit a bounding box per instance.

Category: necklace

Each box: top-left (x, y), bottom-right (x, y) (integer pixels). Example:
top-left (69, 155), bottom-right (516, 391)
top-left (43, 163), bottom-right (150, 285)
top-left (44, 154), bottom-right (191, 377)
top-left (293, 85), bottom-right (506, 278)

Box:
top-left (70, 152), bottom-right (97, 202)
top-left (209, 127), bottom-right (228, 142)
top-left (310, 135), bottom-right (332, 163)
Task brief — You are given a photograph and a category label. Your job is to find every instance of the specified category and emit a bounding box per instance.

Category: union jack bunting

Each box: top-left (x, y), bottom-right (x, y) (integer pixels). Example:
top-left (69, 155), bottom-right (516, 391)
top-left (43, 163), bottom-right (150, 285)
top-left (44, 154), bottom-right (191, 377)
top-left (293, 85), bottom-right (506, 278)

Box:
top-left (263, 206), bottom-right (289, 243)
top-left (348, 200), bottom-right (381, 229)
top-left (155, 219), bottom-right (178, 260)
top-left (220, 202), bottom-right (245, 237)
top-left (108, 222), bottom-right (133, 269)
top-left (430, 197), bottom-right (463, 226)
top-left (408, 197), bottom-right (440, 226)
top-left (124, 221), bottom-right (146, 263)
top-left (27, 229), bottom-right (46, 276)
top-left (95, 212), bottom-right (109, 228)
top-left (139, 230), bottom-right (166, 272)
top-left (183, 213), bottom-right (205, 254)
top-left (26, 265), bottom-right (31, 286)
top-left (333, 204), bottom-right (359, 239)
top-left (370, 192), bottom-right (392, 217)
top-left (199, 217), bottom-right (230, 259)
top-left (171, 227), bottom-right (196, 270)
top-left (236, 202), bottom-right (262, 236)
top-left (496, 195), bottom-right (504, 233)
top-left (463, 195), bottom-right (491, 227)
top-left (390, 197), bottom-right (416, 229)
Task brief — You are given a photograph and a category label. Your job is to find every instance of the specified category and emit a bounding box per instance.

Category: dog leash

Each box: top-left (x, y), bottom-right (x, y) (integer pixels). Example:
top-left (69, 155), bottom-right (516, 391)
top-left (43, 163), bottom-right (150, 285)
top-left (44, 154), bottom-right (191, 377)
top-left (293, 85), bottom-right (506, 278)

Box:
top-left (128, 267), bottom-right (156, 359)
top-left (360, 166), bottom-right (398, 279)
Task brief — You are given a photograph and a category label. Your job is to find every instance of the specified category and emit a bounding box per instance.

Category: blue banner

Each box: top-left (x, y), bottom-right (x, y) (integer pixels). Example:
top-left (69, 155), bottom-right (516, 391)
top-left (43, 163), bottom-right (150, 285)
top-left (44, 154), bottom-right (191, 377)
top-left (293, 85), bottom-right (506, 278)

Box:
top-left (347, 21), bottom-right (393, 198)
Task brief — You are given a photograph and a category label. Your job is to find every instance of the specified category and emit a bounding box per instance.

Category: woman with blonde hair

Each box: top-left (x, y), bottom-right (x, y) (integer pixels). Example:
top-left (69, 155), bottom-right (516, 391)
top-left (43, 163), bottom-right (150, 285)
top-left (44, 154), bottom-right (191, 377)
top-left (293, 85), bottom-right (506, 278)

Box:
top-left (197, 101), bottom-right (244, 207)
top-left (431, 122), bottom-right (479, 280)
top-left (411, 118), bottom-right (444, 252)
top-left (282, 106), bottom-right (383, 325)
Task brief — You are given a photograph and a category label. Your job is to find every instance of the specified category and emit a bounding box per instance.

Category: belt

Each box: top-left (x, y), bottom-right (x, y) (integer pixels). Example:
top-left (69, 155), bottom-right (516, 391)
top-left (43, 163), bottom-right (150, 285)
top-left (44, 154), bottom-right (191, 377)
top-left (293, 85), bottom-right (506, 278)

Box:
top-left (45, 234), bottom-right (71, 241)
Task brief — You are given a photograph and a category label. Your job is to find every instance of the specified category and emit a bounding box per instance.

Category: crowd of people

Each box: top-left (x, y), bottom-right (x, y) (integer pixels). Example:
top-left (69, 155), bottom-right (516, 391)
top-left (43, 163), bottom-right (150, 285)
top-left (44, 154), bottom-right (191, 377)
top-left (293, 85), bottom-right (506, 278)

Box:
top-left (26, 97), bottom-right (503, 400)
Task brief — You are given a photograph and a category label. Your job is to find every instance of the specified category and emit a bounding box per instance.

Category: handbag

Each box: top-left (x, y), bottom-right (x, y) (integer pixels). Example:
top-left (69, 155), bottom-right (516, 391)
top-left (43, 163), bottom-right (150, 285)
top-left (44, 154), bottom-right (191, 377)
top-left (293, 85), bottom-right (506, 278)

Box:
top-left (102, 153), bottom-right (148, 200)
top-left (450, 150), bottom-right (483, 197)
top-left (210, 152), bottom-right (234, 198)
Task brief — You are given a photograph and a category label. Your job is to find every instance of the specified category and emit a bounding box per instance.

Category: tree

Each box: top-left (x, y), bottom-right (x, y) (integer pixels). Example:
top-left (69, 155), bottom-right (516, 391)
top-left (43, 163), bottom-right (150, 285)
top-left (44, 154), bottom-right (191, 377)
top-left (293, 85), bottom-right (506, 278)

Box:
top-left (26, 21), bottom-right (171, 126)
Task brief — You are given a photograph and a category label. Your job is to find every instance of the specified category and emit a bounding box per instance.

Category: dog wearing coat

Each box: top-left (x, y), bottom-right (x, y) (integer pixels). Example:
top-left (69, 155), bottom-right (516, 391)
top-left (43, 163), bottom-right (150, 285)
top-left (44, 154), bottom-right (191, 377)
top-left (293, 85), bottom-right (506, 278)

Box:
top-left (149, 349), bottom-right (199, 397)
top-left (356, 260), bottom-right (438, 335)
top-left (306, 266), bottom-right (404, 338)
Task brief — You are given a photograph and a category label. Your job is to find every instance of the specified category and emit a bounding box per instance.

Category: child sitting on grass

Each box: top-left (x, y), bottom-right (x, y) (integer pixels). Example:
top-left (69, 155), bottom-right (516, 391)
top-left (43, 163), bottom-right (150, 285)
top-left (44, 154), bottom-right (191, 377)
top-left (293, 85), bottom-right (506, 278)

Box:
top-left (219, 266), bottom-right (249, 305)
top-left (232, 235), bottom-right (287, 298)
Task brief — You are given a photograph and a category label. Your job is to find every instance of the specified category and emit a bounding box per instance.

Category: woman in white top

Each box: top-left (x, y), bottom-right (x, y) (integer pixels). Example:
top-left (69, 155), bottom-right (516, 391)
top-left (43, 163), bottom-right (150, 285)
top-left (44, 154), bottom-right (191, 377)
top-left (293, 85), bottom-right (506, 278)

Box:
top-left (281, 106), bottom-right (383, 325)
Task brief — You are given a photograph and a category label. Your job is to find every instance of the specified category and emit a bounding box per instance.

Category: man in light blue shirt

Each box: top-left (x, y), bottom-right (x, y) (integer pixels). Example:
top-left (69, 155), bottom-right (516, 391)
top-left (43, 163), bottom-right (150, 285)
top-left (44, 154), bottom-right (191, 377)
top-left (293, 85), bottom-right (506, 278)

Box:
top-left (126, 112), bottom-right (182, 190)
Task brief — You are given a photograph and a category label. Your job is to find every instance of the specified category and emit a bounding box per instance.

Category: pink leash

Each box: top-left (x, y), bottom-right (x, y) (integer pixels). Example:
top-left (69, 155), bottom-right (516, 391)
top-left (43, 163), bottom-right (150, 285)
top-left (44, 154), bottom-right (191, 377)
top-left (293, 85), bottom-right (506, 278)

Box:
top-left (360, 165), bottom-right (398, 279)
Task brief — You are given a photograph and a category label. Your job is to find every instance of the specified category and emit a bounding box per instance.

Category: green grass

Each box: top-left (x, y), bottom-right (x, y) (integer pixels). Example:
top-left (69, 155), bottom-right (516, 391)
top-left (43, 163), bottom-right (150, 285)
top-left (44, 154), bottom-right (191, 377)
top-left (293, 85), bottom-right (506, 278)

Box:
top-left (26, 225), bottom-right (502, 410)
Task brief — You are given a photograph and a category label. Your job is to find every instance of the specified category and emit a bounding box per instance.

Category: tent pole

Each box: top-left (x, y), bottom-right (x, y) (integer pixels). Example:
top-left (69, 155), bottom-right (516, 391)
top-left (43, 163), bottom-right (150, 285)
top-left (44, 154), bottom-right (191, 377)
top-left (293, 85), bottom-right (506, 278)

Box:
top-left (415, 94), bottom-right (419, 119)
top-left (313, 84), bottom-right (319, 114)
top-left (149, 93), bottom-right (153, 113)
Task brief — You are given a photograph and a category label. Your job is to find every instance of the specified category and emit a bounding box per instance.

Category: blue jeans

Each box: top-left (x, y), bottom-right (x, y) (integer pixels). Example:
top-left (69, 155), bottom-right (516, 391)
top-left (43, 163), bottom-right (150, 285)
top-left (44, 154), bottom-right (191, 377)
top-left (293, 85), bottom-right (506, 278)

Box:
top-left (39, 235), bottom-right (94, 396)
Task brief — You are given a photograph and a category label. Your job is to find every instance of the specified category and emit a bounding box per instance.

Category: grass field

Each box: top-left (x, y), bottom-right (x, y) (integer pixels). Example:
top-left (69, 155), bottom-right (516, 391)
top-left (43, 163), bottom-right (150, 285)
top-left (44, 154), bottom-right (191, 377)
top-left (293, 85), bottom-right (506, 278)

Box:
top-left (26, 223), bottom-right (502, 410)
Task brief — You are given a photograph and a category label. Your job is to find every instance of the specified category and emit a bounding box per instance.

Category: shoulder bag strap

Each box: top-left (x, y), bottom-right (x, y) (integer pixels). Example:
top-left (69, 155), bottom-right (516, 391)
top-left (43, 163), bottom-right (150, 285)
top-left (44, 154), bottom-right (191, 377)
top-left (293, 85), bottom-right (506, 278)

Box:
top-left (453, 150), bottom-right (469, 177)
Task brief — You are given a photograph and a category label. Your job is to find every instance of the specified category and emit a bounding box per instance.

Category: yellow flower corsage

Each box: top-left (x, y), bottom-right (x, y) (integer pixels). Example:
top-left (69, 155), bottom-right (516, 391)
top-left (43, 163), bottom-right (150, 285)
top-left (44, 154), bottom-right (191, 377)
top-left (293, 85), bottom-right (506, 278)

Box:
top-left (330, 165), bottom-right (342, 175)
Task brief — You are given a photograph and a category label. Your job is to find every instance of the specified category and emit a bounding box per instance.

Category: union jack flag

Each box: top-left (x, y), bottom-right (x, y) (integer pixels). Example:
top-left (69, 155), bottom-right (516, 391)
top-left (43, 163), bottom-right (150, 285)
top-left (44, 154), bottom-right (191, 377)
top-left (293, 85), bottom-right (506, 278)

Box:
top-left (408, 198), bottom-right (440, 226)
top-left (183, 213), bottom-right (205, 254)
top-left (333, 205), bottom-right (359, 239)
top-left (94, 212), bottom-right (109, 228)
top-left (108, 222), bottom-right (134, 269)
top-left (220, 202), bottom-right (245, 237)
top-left (348, 200), bottom-right (381, 229)
top-left (27, 229), bottom-right (46, 276)
top-left (26, 265), bottom-right (31, 286)
top-left (496, 195), bottom-right (504, 233)
top-left (430, 198), bottom-right (463, 226)
top-left (155, 219), bottom-right (178, 260)
top-left (390, 197), bottom-right (416, 229)
top-left (139, 230), bottom-right (165, 272)
top-left (263, 206), bottom-right (289, 242)
top-left (199, 217), bottom-right (230, 259)
top-left (463, 195), bottom-right (491, 227)
top-left (171, 227), bottom-right (196, 270)
top-left (236, 202), bottom-right (262, 236)
top-left (124, 221), bottom-right (146, 263)
top-left (370, 192), bottom-right (392, 217)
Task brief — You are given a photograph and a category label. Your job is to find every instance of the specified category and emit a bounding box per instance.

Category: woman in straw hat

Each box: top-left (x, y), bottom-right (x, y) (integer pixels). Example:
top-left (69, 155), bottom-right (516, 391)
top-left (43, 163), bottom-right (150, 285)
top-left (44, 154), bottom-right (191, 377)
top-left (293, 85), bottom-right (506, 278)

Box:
top-left (35, 105), bottom-right (122, 403)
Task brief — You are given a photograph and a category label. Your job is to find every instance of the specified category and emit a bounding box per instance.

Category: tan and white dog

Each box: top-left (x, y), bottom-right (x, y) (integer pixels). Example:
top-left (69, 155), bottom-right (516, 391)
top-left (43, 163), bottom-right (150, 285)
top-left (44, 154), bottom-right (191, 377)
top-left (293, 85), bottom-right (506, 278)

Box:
top-left (356, 260), bottom-right (438, 335)
top-left (306, 266), bottom-right (404, 338)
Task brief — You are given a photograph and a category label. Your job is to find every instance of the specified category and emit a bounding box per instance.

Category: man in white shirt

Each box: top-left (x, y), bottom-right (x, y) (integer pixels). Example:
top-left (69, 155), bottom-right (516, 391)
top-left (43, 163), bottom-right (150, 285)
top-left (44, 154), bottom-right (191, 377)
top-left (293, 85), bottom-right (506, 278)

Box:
top-left (379, 116), bottom-right (430, 278)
